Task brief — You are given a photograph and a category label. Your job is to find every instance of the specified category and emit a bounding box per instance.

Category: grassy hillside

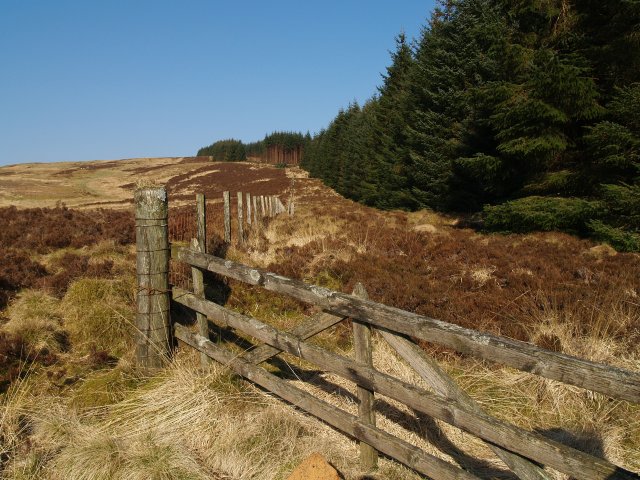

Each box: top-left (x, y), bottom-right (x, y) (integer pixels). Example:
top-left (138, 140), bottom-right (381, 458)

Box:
top-left (1, 161), bottom-right (639, 479)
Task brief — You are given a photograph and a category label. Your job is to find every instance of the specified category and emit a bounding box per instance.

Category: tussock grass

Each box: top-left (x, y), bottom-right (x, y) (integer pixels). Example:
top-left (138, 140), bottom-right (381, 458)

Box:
top-left (4, 353), bottom-right (420, 479)
top-left (2, 173), bottom-right (640, 478)
top-left (3, 291), bottom-right (65, 355)
top-left (60, 277), bottom-right (136, 357)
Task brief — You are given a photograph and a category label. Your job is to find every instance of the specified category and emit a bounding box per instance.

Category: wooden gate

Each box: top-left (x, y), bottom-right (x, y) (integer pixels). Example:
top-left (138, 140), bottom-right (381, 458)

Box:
top-left (135, 187), bottom-right (640, 480)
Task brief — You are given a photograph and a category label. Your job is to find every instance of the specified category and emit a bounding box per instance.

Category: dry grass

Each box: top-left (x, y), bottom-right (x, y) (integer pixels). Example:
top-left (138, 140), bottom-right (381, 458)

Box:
top-left (1, 163), bottom-right (639, 478)
top-left (0, 157), bottom-right (214, 209)
top-left (1, 352), bottom-right (424, 480)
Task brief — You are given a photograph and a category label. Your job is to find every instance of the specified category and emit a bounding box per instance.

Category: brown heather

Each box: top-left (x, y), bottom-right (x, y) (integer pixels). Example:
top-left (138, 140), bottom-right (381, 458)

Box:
top-left (1, 163), bottom-right (639, 478)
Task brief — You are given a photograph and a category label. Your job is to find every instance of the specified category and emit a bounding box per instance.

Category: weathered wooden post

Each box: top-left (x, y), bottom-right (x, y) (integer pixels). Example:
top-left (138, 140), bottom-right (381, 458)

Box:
top-left (237, 191), bottom-right (244, 244)
top-left (289, 176), bottom-right (295, 216)
top-left (192, 193), bottom-right (209, 367)
top-left (196, 193), bottom-right (206, 250)
top-left (352, 282), bottom-right (378, 470)
top-left (260, 196), bottom-right (265, 218)
top-left (135, 186), bottom-right (171, 370)
top-left (252, 195), bottom-right (258, 225)
top-left (223, 191), bottom-right (231, 243)
top-left (246, 192), bottom-right (252, 226)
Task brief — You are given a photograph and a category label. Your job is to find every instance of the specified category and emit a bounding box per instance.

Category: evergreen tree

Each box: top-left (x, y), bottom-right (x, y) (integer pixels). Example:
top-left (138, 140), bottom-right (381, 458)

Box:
top-left (369, 33), bottom-right (416, 209)
top-left (406, 0), bottom-right (506, 210)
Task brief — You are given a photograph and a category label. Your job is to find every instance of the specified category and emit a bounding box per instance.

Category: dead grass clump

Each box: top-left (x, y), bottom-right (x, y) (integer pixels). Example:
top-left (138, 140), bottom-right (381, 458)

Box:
top-left (0, 374), bottom-right (37, 476)
top-left (3, 291), bottom-right (65, 357)
top-left (60, 277), bottom-right (135, 356)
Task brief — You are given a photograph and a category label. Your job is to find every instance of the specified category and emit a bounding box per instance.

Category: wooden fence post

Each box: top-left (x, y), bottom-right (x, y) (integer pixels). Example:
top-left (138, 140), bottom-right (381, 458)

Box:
top-left (252, 195), bottom-right (258, 225)
top-left (135, 186), bottom-right (171, 370)
top-left (223, 191), bottom-right (231, 243)
top-left (196, 193), bottom-right (206, 252)
top-left (260, 196), bottom-right (266, 218)
top-left (352, 283), bottom-right (378, 470)
top-left (237, 191), bottom-right (244, 244)
top-left (289, 176), bottom-right (295, 216)
top-left (246, 192), bottom-right (252, 226)
top-left (192, 193), bottom-right (209, 367)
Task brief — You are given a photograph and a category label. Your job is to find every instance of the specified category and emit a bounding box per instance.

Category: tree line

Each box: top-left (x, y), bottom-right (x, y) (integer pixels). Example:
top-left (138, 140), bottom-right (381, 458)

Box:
top-left (197, 132), bottom-right (308, 165)
top-left (301, 0), bottom-right (640, 251)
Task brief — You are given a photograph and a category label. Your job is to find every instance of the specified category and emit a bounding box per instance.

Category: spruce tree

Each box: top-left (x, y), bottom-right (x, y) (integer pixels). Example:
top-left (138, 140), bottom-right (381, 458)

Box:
top-left (371, 33), bottom-right (416, 209)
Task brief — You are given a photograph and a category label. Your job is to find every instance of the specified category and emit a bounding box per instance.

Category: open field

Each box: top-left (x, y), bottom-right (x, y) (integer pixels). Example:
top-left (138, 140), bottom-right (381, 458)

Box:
top-left (1, 159), bottom-right (639, 479)
top-left (0, 157), bottom-right (290, 209)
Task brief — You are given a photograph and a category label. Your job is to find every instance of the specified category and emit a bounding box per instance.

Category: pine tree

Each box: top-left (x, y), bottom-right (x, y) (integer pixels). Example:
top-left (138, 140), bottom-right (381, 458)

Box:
top-left (405, 0), bottom-right (506, 210)
top-left (370, 33), bottom-right (416, 209)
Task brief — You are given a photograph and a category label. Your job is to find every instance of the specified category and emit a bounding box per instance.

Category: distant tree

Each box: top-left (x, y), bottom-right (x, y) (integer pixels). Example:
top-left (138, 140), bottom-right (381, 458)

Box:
top-left (197, 139), bottom-right (246, 161)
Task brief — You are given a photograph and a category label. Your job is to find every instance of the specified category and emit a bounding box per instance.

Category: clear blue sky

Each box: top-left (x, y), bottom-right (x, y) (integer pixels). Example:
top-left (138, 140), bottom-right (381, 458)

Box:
top-left (0, 1), bottom-right (436, 166)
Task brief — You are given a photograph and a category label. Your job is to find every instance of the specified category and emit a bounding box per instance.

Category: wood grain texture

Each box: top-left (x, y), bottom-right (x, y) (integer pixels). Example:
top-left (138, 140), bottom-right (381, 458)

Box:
top-left (352, 283), bottom-right (377, 470)
top-left (190, 238), bottom-right (209, 367)
top-left (380, 330), bottom-right (552, 480)
top-left (135, 187), bottom-right (170, 370)
top-left (252, 195), bottom-right (258, 225)
top-left (246, 192), bottom-right (252, 225)
top-left (196, 193), bottom-right (206, 253)
top-left (242, 311), bottom-right (346, 365)
top-left (237, 191), bottom-right (244, 244)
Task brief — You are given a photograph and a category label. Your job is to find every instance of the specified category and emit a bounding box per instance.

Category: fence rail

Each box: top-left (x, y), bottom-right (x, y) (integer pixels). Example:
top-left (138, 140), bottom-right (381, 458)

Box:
top-left (134, 186), bottom-right (640, 480)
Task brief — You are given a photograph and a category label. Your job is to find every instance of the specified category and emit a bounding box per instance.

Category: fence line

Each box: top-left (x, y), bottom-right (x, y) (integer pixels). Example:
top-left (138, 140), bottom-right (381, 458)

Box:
top-left (168, 191), bottom-right (290, 245)
top-left (135, 187), bottom-right (640, 480)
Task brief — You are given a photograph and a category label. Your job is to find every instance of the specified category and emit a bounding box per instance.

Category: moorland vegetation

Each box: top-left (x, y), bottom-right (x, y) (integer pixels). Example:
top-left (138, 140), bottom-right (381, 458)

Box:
top-left (0, 164), bottom-right (638, 478)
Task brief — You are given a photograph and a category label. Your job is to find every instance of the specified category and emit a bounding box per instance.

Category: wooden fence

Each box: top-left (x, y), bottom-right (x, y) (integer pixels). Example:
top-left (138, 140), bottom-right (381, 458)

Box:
top-left (168, 191), bottom-right (289, 244)
top-left (135, 186), bottom-right (640, 480)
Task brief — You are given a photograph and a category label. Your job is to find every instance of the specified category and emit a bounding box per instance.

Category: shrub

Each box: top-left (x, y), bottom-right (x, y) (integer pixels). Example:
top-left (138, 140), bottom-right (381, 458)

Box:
top-left (44, 253), bottom-right (114, 297)
top-left (588, 220), bottom-right (640, 252)
top-left (483, 196), bottom-right (601, 235)
top-left (0, 206), bottom-right (134, 253)
top-left (0, 249), bottom-right (48, 309)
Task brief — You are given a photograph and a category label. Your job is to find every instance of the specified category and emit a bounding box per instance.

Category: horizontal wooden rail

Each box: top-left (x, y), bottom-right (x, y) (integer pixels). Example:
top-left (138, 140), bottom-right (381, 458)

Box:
top-left (175, 248), bottom-right (640, 403)
top-left (242, 311), bottom-right (346, 365)
top-left (172, 288), bottom-right (639, 480)
top-left (174, 324), bottom-right (480, 480)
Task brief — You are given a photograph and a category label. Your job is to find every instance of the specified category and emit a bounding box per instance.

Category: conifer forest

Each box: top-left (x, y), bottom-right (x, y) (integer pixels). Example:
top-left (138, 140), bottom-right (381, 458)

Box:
top-left (300, 0), bottom-right (640, 250)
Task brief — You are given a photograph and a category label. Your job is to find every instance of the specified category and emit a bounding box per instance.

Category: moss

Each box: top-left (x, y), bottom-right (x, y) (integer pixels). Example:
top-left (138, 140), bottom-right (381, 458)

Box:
top-left (312, 269), bottom-right (343, 291)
